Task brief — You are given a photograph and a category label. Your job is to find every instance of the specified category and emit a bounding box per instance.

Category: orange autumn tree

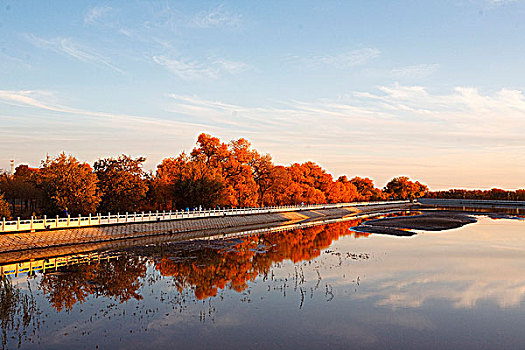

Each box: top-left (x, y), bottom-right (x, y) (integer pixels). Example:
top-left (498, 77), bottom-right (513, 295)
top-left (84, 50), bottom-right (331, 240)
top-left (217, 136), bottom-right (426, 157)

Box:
top-left (154, 152), bottom-right (225, 209)
top-left (350, 176), bottom-right (384, 201)
top-left (152, 134), bottom-right (392, 209)
top-left (220, 138), bottom-right (259, 207)
top-left (287, 162), bottom-right (332, 204)
top-left (94, 155), bottom-right (149, 213)
top-left (39, 153), bottom-right (101, 215)
top-left (384, 176), bottom-right (428, 200)
top-left (0, 193), bottom-right (10, 218)
top-left (262, 165), bottom-right (294, 206)
top-left (0, 165), bottom-right (43, 217)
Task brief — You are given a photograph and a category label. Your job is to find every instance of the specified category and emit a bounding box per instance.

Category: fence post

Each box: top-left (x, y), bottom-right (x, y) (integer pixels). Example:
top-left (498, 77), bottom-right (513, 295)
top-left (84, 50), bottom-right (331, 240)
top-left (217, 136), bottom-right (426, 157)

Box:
top-left (43, 215), bottom-right (47, 228)
top-left (108, 212), bottom-right (111, 224)
top-left (17, 217), bottom-right (20, 230)
top-left (88, 213), bottom-right (91, 225)
top-left (56, 215), bottom-right (59, 228)
top-left (125, 212), bottom-right (128, 223)
top-left (117, 213), bottom-right (119, 223)
top-left (67, 214), bottom-right (70, 227)
top-left (30, 216), bottom-right (33, 231)
top-left (78, 214), bottom-right (81, 226)
top-left (2, 217), bottom-right (5, 232)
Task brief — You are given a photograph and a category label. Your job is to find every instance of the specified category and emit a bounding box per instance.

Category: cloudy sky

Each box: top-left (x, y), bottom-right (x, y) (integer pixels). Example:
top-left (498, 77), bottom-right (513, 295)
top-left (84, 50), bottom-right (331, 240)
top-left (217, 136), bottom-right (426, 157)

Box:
top-left (1, 0), bottom-right (525, 189)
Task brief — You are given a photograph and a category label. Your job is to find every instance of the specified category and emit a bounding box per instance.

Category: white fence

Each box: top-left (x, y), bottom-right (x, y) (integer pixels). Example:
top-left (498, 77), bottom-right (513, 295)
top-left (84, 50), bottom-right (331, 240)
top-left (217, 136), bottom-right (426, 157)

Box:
top-left (0, 200), bottom-right (409, 233)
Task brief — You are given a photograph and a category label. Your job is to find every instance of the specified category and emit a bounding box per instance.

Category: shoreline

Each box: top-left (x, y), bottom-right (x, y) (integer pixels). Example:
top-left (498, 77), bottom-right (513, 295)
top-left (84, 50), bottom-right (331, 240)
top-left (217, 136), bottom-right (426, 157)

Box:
top-left (352, 210), bottom-right (477, 236)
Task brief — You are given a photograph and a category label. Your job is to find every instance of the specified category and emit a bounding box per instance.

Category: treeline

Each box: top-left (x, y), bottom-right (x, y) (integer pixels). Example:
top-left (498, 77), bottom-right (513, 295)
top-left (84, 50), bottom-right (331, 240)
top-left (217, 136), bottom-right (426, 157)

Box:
top-left (0, 133), bottom-right (428, 219)
top-left (427, 188), bottom-right (525, 201)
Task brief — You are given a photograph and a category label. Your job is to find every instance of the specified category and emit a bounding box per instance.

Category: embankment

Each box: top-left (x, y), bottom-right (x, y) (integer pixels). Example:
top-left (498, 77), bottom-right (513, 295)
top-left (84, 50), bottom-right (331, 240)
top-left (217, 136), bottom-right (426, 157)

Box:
top-left (0, 202), bottom-right (411, 257)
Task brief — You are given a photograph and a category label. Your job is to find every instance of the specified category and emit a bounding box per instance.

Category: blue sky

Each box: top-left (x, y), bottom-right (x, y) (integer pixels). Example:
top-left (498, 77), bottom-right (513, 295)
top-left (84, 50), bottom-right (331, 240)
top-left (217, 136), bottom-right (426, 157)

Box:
top-left (1, 0), bottom-right (525, 189)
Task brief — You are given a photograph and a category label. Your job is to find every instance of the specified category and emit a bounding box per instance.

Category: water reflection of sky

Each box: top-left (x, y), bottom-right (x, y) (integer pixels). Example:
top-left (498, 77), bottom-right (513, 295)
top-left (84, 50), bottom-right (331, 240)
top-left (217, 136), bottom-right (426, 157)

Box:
top-left (3, 214), bottom-right (525, 349)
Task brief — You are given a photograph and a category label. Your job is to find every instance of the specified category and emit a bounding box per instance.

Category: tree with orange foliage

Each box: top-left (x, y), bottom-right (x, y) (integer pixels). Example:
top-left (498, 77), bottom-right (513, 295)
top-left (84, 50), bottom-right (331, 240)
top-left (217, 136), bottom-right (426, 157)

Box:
top-left (94, 155), bottom-right (149, 213)
top-left (0, 165), bottom-right (43, 216)
top-left (262, 166), bottom-right (293, 206)
top-left (286, 162), bottom-right (333, 204)
top-left (220, 138), bottom-right (259, 207)
top-left (0, 193), bottom-right (10, 218)
top-left (155, 153), bottom-right (225, 209)
top-left (350, 176), bottom-right (384, 201)
top-left (39, 153), bottom-right (101, 215)
top-left (249, 152), bottom-right (274, 207)
top-left (326, 178), bottom-right (359, 203)
top-left (384, 176), bottom-right (428, 200)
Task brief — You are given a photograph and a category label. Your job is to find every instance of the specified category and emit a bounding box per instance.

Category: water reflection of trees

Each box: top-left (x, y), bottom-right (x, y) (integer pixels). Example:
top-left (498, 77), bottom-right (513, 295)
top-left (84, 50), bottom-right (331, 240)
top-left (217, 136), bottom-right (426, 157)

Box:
top-left (38, 216), bottom-right (397, 310)
top-left (0, 275), bottom-right (38, 350)
top-left (40, 256), bottom-right (147, 312)
top-left (157, 219), bottom-right (370, 300)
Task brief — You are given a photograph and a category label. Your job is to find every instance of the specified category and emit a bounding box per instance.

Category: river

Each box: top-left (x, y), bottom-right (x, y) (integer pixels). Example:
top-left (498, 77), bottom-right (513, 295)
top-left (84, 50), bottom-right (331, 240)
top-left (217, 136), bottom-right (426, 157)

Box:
top-left (2, 210), bottom-right (525, 349)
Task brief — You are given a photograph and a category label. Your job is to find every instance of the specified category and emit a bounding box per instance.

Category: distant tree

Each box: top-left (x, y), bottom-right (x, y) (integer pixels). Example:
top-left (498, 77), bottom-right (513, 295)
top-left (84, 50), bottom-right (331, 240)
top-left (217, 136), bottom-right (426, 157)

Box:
top-left (428, 188), bottom-right (525, 201)
top-left (94, 155), bottom-right (149, 213)
top-left (39, 153), bottom-right (101, 215)
top-left (384, 176), bottom-right (428, 200)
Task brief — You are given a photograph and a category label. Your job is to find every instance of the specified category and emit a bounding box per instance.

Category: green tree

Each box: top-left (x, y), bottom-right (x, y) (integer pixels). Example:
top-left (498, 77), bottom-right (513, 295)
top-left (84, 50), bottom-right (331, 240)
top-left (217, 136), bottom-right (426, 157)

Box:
top-left (39, 153), bottom-right (101, 215)
top-left (94, 155), bottom-right (149, 213)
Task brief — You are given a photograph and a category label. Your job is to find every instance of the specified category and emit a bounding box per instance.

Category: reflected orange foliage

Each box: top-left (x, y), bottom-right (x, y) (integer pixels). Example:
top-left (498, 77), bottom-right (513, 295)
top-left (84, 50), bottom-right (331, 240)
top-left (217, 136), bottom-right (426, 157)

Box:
top-left (40, 256), bottom-right (147, 312)
top-left (155, 219), bottom-right (368, 300)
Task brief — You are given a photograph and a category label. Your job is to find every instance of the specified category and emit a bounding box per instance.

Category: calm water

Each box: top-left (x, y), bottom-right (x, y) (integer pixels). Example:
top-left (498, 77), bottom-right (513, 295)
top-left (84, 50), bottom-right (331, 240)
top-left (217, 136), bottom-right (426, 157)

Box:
top-left (2, 212), bottom-right (525, 349)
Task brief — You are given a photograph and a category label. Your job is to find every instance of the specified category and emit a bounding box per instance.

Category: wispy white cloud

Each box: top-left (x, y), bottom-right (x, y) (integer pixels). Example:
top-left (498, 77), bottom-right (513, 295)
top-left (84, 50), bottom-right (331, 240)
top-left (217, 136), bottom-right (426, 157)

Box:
top-left (0, 90), bottom-right (207, 132)
top-left (390, 64), bottom-right (440, 79)
top-left (24, 34), bottom-right (125, 74)
top-left (153, 55), bottom-right (249, 80)
top-left (489, 0), bottom-right (519, 5)
top-left (84, 5), bottom-right (112, 24)
top-left (191, 5), bottom-right (242, 29)
top-left (299, 48), bottom-right (381, 69)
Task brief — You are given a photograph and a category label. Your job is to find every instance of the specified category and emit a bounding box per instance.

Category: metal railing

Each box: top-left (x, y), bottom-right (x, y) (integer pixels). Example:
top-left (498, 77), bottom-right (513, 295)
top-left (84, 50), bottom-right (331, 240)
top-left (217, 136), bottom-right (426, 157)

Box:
top-left (0, 200), bottom-right (409, 233)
